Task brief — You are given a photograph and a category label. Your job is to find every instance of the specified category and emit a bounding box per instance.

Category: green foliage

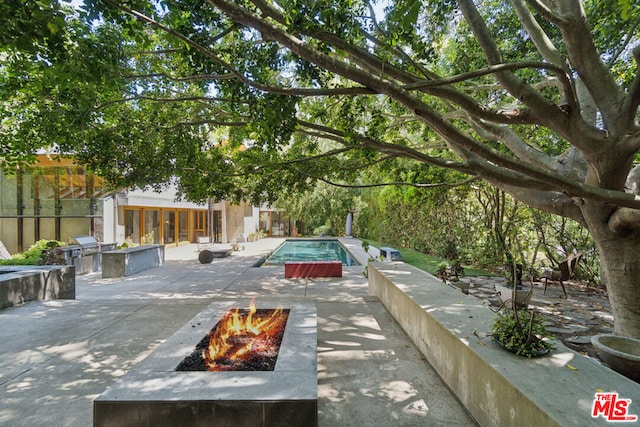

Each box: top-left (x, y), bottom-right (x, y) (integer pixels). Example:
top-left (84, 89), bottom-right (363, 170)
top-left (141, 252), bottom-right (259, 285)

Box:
top-left (435, 262), bottom-right (449, 282)
top-left (491, 308), bottom-right (555, 358)
top-left (276, 182), bottom-right (358, 236)
top-left (313, 224), bottom-right (332, 236)
top-left (364, 239), bottom-right (491, 276)
top-left (356, 182), bottom-right (599, 282)
top-left (0, 239), bottom-right (66, 266)
top-left (0, 0), bottom-right (68, 55)
top-left (0, 258), bottom-right (40, 266)
top-left (356, 178), bottom-right (476, 263)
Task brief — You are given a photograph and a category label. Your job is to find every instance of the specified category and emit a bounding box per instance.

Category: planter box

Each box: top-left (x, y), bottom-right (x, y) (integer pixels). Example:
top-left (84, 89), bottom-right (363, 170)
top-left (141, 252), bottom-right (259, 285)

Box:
top-left (0, 265), bottom-right (75, 309)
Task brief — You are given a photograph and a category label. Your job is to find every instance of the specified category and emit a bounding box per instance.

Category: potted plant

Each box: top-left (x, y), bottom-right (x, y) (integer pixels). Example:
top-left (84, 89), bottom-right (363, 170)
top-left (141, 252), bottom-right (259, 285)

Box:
top-left (449, 259), bottom-right (464, 281)
top-left (436, 260), bottom-right (464, 283)
top-left (436, 261), bottom-right (449, 283)
top-left (491, 306), bottom-right (555, 357)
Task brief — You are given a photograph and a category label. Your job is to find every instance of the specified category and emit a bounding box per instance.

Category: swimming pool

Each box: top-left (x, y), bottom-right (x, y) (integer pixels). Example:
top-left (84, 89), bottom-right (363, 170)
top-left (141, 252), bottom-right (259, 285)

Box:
top-left (264, 239), bottom-right (360, 266)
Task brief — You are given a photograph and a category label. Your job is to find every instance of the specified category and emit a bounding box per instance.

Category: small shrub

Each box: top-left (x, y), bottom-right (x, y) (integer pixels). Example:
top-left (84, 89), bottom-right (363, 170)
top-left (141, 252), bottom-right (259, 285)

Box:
top-left (450, 259), bottom-right (465, 279)
top-left (313, 225), bottom-right (332, 236)
top-left (436, 262), bottom-right (449, 282)
top-left (491, 308), bottom-right (555, 358)
top-left (0, 239), bottom-right (66, 266)
top-left (0, 257), bottom-right (40, 266)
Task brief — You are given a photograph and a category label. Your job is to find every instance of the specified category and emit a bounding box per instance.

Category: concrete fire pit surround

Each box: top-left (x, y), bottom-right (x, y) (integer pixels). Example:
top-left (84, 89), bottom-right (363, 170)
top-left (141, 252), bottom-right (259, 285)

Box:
top-left (94, 299), bottom-right (317, 427)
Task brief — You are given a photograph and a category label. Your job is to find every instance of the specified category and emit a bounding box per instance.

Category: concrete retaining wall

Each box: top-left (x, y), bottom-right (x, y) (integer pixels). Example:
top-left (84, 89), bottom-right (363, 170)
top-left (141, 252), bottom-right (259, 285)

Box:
top-left (368, 261), bottom-right (640, 426)
top-left (0, 265), bottom-right (75, 309)
top-left (102, 244), bottom-right (165, 278)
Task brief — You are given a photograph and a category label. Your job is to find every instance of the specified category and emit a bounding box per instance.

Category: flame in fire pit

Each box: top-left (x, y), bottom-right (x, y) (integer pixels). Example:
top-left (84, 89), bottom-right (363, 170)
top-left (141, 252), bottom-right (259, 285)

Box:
top-left (202, 302), bottom-right (289, 371)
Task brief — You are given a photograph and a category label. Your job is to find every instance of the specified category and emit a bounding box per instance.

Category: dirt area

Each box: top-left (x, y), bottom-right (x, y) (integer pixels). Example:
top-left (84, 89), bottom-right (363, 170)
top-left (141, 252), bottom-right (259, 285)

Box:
top-left (464, 275), bottom-right (613, 359)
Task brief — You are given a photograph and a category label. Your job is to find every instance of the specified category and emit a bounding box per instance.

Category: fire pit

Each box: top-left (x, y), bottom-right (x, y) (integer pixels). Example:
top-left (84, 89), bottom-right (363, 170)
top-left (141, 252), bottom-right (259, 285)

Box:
top-left (176, 304), bottom-right (290, 372)
top-left (94, 300), bottom-right (317, 426)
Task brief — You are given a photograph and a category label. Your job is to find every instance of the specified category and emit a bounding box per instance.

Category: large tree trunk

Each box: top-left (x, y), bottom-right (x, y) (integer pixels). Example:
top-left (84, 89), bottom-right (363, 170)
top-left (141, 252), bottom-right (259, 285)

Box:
top-left (584, 205), bottom-right (640, 339)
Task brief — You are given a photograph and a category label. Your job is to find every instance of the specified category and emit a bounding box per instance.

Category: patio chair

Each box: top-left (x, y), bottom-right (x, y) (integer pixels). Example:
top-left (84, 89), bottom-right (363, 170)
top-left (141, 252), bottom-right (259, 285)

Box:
top-left (540, 251), bottom-right (586, 297)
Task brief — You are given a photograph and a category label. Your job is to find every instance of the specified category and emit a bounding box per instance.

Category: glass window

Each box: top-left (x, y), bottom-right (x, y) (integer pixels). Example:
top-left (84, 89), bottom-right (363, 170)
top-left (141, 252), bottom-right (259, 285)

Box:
top-left (178, 211), bottom-right (188, 242)
top-left (192, 210), bottom-right (207, 242)
top-left (0, 172), bottom-right (19, 216)
top-left (163, 210), bottom-right (176, 244)
top-left (125, 209), bottom-right (141, 244)
top-left (143, 210), bottom-right (159, 244)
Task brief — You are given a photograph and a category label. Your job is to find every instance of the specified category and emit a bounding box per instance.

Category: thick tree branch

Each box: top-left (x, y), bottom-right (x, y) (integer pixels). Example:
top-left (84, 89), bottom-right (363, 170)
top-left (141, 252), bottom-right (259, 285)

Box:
top-left (511, 0), bottom-right (566, 68)
top-left (608, 208), bottom-right (640, 235)
top-left (618, 46), bottom-right (640, 140)
top-left (523, 0), bottom-right (568, 24)
top-left (457, 1), bottom-right (572, 129)
top-left (457, 0), bottom-right (614, 159)
top-left (466, 116), bottom-right (564, 175)
top-left (121, 72), bottom-right (235, 82)
top-left (543, 1), bottom-right (625, 135)
top-left (104, 0), bottom-right (375, 98)
top-left (297, 120), bottom-right (474, 173)
top-left (292, 167), bottom-right (479, 190)
top-left (209, 0), bottom-right (640, 210)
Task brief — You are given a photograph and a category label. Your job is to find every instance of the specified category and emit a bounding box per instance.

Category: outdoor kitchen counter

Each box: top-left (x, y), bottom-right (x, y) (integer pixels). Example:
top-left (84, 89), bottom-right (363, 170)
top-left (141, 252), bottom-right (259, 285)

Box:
top-left (101, 244), bottom-right (165, 278)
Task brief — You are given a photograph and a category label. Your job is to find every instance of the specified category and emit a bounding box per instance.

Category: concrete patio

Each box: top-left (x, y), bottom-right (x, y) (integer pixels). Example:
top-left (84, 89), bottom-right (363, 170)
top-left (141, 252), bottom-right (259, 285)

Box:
top-left (0, 238), bottom-right (476, 426)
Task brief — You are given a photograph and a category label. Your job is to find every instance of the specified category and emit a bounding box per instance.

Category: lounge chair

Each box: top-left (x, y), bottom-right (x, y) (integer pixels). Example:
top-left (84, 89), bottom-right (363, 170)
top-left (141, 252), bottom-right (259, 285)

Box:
top-left (540, 251), bottom-right (586, 297)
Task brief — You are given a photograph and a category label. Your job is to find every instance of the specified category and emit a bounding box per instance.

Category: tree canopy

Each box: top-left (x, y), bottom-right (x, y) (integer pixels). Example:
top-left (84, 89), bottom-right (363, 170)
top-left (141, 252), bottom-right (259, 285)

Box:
top-left (2, 0), bottom-right (640, 336)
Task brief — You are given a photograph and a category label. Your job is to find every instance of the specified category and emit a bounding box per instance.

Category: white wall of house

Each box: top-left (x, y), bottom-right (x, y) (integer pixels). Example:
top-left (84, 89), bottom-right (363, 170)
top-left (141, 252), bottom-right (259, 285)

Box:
top-left (243, 206), bottom-right (261, 240)
top-left (102, 196), bottom-right (117, 244)
top-left (104, 187), bottom-right (264, 245)
top-left (124, 187), bottom-right (205, 209)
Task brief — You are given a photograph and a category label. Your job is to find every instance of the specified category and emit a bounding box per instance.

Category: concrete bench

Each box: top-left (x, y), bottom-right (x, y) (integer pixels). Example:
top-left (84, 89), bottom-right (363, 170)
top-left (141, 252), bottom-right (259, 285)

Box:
top-left (284, 261), bottom-right (342, 278)
top-left (102, 244), bottom-right (164, 278)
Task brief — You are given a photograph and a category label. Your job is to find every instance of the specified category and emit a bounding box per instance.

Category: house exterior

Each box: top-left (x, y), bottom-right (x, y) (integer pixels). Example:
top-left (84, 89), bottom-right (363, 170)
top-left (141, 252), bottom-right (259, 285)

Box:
top-left (0, 155), bottom-right (292, 255)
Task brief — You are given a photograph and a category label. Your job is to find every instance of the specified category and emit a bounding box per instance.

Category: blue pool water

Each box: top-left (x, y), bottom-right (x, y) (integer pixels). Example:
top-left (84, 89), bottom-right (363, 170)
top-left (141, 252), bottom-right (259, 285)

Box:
top-left (264, 239), bottom-right (359, 266)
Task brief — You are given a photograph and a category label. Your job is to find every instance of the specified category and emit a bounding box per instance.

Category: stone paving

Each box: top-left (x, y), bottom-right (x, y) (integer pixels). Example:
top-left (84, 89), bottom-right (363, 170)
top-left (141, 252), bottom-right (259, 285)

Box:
top-left (460, 275), bottom-right (613, 358)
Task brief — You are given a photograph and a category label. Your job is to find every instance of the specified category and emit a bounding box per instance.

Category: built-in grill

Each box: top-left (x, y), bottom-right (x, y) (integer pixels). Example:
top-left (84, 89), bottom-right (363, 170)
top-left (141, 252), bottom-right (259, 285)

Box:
top-left (62, 236), bottom-right (115, 275)
top-left (70, 235), bottom-right (100, 256)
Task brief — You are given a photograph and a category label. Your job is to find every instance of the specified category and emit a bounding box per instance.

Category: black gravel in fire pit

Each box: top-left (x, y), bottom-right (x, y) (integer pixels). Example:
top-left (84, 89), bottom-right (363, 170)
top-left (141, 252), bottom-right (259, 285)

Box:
top-left (176, 309), bottom-right (290, 372)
